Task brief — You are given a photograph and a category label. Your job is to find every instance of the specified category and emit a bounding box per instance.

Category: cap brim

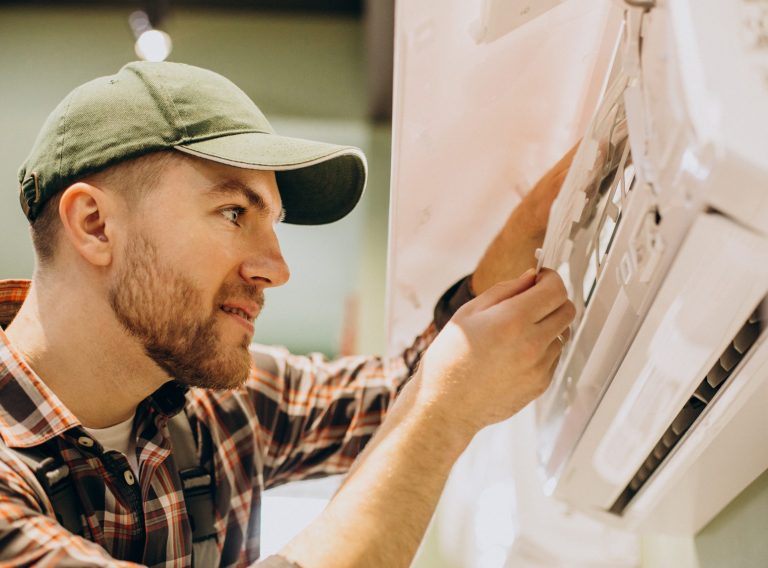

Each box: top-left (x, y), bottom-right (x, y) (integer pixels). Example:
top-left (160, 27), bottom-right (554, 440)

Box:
top-left (175, 132), bottom-right (367, 225)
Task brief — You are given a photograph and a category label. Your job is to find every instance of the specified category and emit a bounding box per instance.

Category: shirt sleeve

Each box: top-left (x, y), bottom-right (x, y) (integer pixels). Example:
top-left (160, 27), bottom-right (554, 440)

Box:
top-left (433, 275), bottom-right (476, 331)
top-left (0, 447), bottom-right (142, 568)
top-left (246, 322), bottom-right (436, 488)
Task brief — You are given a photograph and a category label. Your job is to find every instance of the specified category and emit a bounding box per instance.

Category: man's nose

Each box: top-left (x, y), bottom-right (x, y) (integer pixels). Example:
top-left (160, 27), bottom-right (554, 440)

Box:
top-left (239, 231), bottom-right (290, 288)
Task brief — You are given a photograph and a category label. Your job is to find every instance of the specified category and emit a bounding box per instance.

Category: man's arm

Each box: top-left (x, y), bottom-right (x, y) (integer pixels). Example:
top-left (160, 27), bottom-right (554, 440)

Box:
top-left (278, 372), bottom-right (469, 567)
top-left (279, 269), bottom-right (575, 568)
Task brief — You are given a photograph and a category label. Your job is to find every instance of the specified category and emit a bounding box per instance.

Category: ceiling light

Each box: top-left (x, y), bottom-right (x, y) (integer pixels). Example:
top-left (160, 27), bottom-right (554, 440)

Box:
top-left (129, 10), bottom-right (172, 62)
top-left (135, 29), bottom-right (172, 62)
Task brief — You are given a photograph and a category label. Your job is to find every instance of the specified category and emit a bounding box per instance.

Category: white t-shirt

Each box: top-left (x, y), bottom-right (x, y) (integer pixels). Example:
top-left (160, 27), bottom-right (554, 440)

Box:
top-left (84, 415), bottom-right (139, 475)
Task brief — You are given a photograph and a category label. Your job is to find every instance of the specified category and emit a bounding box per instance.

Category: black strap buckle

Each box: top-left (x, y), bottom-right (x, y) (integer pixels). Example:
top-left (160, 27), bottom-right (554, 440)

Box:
top-left (31, 455), bottom-right (82, 535)
top-left (179, 467), bottom-right (217, 543)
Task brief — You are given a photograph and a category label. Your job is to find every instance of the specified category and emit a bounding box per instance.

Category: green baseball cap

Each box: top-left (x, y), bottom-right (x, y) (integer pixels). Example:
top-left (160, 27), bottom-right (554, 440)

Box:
top-left (18, 61), bottom-right (367, 225)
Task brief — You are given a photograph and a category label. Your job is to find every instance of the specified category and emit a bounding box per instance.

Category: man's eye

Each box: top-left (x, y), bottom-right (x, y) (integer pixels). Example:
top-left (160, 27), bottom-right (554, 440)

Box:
top-left (222, 207), bottom-right (245, 225)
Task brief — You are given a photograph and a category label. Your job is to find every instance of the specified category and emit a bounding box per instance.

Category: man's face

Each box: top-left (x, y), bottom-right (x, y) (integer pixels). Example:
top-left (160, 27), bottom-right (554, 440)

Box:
top-left (108, 155), bottom-right (290, 389)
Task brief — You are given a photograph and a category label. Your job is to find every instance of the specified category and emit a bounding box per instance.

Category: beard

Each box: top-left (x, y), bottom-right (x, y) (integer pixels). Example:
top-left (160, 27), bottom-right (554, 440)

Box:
top-left (108, 234), bottom-right (263, 390)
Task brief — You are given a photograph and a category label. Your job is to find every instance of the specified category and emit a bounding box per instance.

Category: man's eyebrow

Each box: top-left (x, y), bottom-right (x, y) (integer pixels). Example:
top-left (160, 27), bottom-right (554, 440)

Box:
top-left (206, 179), bottom-right (286, 223)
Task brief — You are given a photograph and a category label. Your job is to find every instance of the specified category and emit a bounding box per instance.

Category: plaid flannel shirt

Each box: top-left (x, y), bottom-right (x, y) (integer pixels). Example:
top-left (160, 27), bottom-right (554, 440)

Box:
top-left (0, 277), bottom-right (473, 567)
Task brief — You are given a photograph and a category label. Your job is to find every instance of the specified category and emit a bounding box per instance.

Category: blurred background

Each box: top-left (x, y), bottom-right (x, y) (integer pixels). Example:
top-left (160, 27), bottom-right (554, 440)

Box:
top-left (0, 0), bottom-right (404, 561)
top-left (0, 0), bottom-right (395, 358)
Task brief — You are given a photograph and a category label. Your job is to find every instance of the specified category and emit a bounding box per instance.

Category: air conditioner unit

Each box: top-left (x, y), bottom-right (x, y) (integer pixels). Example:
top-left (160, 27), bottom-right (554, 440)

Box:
top-left (535, 0), bottom-right (768, 534)
top-left (471, 0), bottom-right (568, 43)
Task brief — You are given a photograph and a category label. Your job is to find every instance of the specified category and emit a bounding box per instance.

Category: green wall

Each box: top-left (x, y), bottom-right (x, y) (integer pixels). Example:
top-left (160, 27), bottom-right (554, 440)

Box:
top-left (0, 6), bottom-right (389, 356)
top-left (695, 468), bottom-right (768, 568)
top-left (639, 468), bottom-right (768, 567)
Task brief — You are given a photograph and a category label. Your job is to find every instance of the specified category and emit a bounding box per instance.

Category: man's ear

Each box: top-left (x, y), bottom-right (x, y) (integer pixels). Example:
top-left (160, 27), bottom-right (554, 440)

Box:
top-left (58, 182), bottom-right (117, 267)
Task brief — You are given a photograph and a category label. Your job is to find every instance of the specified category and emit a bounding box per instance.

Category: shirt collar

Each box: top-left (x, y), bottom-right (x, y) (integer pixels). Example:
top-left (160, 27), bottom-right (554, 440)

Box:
top-left (0, 279), bottom-right (187, 449)
top-left (0, 279), bottom-right (81, 447)
top-left (0, 279), bottom-right (30, 329)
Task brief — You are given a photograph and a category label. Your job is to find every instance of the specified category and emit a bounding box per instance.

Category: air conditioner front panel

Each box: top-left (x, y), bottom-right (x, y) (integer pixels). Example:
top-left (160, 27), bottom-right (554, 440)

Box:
top-left (538, 179), bottom-right (663, 486)
top-left (553, 212), bottom-right (768, 513)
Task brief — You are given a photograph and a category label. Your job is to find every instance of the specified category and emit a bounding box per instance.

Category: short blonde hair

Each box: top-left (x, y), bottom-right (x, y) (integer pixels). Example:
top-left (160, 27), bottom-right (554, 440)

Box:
top-left (30, 151), bottom-right (188, 264)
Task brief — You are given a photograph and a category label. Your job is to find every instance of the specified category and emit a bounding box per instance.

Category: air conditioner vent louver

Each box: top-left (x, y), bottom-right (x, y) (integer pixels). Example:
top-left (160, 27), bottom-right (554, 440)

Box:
top-left (609, 303), bottom-right (765, 515)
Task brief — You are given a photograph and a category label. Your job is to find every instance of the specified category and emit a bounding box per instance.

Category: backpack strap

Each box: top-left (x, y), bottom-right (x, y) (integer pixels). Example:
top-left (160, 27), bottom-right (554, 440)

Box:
top-left (167, 411), bottom-right (220, 567)
top-left (0, 413), bottom-right (219, 568)
top-left (0, 438), bottom-right (83, 536)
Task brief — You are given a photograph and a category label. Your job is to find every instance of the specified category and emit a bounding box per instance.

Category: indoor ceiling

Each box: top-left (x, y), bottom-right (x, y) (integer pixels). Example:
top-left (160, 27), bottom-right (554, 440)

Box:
top-left (0, 1), bottom-right (363, 17)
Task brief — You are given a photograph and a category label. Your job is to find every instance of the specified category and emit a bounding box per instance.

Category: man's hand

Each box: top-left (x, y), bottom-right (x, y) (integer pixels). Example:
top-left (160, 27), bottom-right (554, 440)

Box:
top-left (418, 268), bottom-right (575, 434)
top-left (281, 269), bottom-right (574, 568)
top-left (471, 143), bottom-right (578, 295)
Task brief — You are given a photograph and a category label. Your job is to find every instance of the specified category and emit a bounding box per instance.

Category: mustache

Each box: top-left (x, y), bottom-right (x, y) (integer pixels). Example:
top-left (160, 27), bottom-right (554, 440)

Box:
top-left (214, 283), bottom-right (265, 312)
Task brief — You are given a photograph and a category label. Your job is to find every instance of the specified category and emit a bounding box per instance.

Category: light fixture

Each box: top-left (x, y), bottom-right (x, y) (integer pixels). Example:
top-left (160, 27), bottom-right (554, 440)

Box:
top-left (129, 10), bottom-right (173, 62)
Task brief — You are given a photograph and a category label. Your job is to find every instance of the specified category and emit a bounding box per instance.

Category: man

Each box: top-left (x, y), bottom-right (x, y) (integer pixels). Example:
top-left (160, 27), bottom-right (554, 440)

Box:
top-left (0, 61), bottom-right (574, 567)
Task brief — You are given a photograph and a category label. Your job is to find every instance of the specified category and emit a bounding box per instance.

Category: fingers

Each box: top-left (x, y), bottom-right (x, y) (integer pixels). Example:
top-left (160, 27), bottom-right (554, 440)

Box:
top-left (527, 340), bottom-right (564, 397)
top-left (530, 304), bottom-right (573, 372)
top-left (542, 332), bottom-right (566, 369)
top-left (509, 269), bottom-right (569, 322)
top-left (469, 269), bottom-right (537, 311)
top-left (547, 344), bottom-right (563, 375)
top-left (535, 301), bottom-right (575, 343)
